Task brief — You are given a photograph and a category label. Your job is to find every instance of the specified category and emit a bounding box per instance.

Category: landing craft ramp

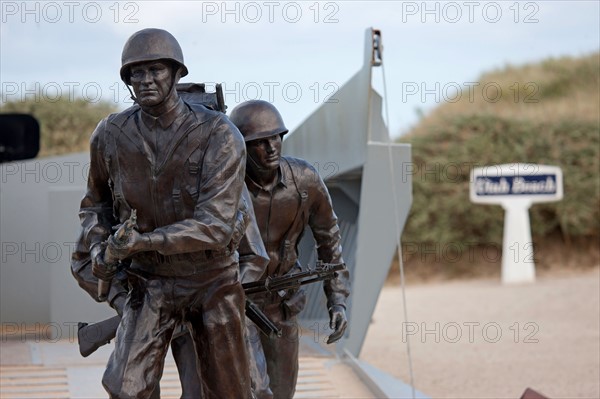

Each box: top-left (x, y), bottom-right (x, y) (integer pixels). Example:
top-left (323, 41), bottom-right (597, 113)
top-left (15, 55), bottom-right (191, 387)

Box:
top-left (285, 29), bottom-right (413, 359)
top-left (282, 28), bottom-right (418, 396)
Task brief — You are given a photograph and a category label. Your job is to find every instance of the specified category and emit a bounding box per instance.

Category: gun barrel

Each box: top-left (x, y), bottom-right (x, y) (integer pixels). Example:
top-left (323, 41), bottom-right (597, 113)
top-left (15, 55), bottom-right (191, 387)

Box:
top-left (245, 300), bottom-right (281, 338)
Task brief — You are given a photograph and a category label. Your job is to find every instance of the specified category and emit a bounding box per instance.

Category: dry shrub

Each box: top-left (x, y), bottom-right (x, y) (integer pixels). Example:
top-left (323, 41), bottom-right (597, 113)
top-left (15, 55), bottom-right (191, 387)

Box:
top-left (395, 53), bottom-right (600, 280)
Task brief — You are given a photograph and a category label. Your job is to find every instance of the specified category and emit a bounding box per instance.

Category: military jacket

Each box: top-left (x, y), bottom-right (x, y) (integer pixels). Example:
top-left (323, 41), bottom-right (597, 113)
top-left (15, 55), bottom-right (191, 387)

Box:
top-left (78, 99), bottom-right (246, 276)
top-left (245, 156), bottom-right (350, 308)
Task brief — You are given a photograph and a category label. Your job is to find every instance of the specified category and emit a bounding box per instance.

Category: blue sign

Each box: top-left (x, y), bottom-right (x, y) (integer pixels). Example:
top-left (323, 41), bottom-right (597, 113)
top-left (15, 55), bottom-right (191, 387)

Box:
top-left (474, 174), bottom-right (558, 196)
top-left (471, 163), bottom-right (563, 204)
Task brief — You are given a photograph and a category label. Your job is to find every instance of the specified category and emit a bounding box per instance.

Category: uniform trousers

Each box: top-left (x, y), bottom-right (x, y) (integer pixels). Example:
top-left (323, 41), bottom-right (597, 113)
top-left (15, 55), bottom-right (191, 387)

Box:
top-left (247, 294), bottom-right (303, 399)
top-left (102, 258), bottom-right (251, 399)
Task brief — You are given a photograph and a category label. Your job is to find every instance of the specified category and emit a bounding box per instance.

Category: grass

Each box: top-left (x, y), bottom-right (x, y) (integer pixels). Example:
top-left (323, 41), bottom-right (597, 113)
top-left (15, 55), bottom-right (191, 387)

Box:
top-left (0, 97), bottom-right (117, 158)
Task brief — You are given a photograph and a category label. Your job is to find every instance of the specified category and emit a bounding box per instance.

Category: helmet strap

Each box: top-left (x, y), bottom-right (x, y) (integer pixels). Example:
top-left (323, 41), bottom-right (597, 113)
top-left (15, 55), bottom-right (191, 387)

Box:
top-left (125, 84), bottom-right (138, 104)
top-left (247, 151), bottom-right (280, 187)
top-left (247, 152), bottom-right (265, 171)
top-left (164, 65), bottom-right (182, 102)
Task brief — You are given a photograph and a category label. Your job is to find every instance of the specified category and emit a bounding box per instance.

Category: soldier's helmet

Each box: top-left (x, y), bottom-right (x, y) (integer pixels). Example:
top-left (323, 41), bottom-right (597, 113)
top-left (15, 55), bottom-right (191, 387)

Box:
top-left (120, 28), bottom-right (189, 85)
top-left (229, 100), bottom-right (288, 142)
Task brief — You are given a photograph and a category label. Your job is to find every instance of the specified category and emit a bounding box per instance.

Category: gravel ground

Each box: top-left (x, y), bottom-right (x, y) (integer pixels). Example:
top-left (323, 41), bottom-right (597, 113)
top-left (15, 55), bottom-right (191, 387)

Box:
top-left (361, 266), bottom-right (600, 399)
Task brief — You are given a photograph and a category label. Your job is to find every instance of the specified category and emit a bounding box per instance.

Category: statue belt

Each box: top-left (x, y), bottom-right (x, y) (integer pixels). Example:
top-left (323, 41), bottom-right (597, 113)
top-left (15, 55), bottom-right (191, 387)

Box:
top-left (131, 249), bottom-right (233, 276)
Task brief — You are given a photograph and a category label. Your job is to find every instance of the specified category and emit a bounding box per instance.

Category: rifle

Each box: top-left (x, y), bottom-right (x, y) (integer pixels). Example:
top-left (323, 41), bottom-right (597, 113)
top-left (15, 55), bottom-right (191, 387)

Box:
top-left (77, 301), bottom-right (281, 358)
top-left (97, 210), bottom-right (137, 302)
top-left (243, 261), bottom-right (345, 339)
top-left (242, 261), bottom-right (345, 295)
top-left (78, 261), bottom-right (345, 357)
top-left (77, 316), bottom-right (120, 357)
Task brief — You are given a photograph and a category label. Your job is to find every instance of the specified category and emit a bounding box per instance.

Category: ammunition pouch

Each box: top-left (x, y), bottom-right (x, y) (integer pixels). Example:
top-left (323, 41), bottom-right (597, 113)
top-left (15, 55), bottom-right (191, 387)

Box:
top-left (281, 289), bottom-right (306, 320)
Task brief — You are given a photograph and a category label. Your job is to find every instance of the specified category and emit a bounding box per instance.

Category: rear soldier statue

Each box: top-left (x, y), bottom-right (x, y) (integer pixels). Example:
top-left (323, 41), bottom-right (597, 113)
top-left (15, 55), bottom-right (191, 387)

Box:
top-left (230, 100), bottom-right (351, 399)
top-left (74, 28), bottom-right (252, 398)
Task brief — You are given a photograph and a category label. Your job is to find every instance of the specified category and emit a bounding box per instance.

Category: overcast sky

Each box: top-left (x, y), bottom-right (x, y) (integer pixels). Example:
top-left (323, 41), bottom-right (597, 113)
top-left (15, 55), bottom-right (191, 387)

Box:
top-left (1, 1), bottom-right (598, 138)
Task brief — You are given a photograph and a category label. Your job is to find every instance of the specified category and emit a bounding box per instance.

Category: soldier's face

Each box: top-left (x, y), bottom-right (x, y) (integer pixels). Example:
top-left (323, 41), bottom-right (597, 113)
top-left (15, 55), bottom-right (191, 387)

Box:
top-left (247, 135), bottom-right (282, 171)
top-left (129, 61), bottom-right (173, 107)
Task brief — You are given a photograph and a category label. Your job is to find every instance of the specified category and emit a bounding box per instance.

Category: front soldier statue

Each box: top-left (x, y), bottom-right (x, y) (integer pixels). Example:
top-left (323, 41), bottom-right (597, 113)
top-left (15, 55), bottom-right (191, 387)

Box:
top-left (76, 28), bottom-right (251, 398)
top-left (230, 100), bottom-right (351, 399)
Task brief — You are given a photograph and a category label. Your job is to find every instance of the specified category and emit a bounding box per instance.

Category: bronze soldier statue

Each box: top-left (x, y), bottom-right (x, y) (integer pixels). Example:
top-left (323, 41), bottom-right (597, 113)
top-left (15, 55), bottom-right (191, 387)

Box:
top-left (72, 183), bottom-right (267, 398)
top-left (230, 100), bottom-right (351, 399)
top-left (75, 28), bottom-right (252, 398)
top-left (73, 84), bottom-right (268, 399)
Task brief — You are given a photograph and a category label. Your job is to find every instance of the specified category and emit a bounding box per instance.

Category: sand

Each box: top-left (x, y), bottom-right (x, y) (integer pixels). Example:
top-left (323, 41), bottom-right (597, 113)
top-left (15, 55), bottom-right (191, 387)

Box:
top-left (361, 266), bottom-right (600, 398)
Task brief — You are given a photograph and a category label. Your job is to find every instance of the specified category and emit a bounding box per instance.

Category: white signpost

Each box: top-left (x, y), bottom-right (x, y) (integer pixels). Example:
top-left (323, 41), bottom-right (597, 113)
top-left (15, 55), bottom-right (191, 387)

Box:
top-left (470, 163), bottom-right (563, 284)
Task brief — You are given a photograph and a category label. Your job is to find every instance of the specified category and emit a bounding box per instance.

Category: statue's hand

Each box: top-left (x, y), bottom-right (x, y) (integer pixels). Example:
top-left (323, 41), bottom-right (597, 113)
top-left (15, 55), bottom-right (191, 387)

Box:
top-left (91, 243), bottom-right (116, 281)
top-left (106, 228), bottom-right (147, 261)
top-left (326, 304), bottom-right (348, 344)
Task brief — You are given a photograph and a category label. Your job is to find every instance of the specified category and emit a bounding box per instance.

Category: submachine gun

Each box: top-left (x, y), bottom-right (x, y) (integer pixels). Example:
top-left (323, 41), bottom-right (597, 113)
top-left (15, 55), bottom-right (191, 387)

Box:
top-left (243, 261), bottom-right (345, 339)
top-left (243, 261), bottom-right (345, 295)
top-left (78, 262), bottom-right (345, 357)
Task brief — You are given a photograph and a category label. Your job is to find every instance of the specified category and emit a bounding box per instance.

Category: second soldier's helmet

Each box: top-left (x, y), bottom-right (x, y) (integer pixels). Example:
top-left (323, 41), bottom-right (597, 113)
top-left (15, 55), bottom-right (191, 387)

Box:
top-left (229, 100), bottom-right (288, 142)
top-left (120, 28), bottom-right (189, 85)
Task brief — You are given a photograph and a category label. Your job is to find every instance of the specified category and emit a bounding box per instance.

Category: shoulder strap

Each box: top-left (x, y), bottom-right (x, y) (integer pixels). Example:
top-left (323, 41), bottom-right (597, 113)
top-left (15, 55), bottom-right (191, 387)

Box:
top-left (282, 157), bottom-right (309, 234)
top-left (104, 115), bottom-right (135, 221)
top-left (275, 158), bottom-right (310, 274)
